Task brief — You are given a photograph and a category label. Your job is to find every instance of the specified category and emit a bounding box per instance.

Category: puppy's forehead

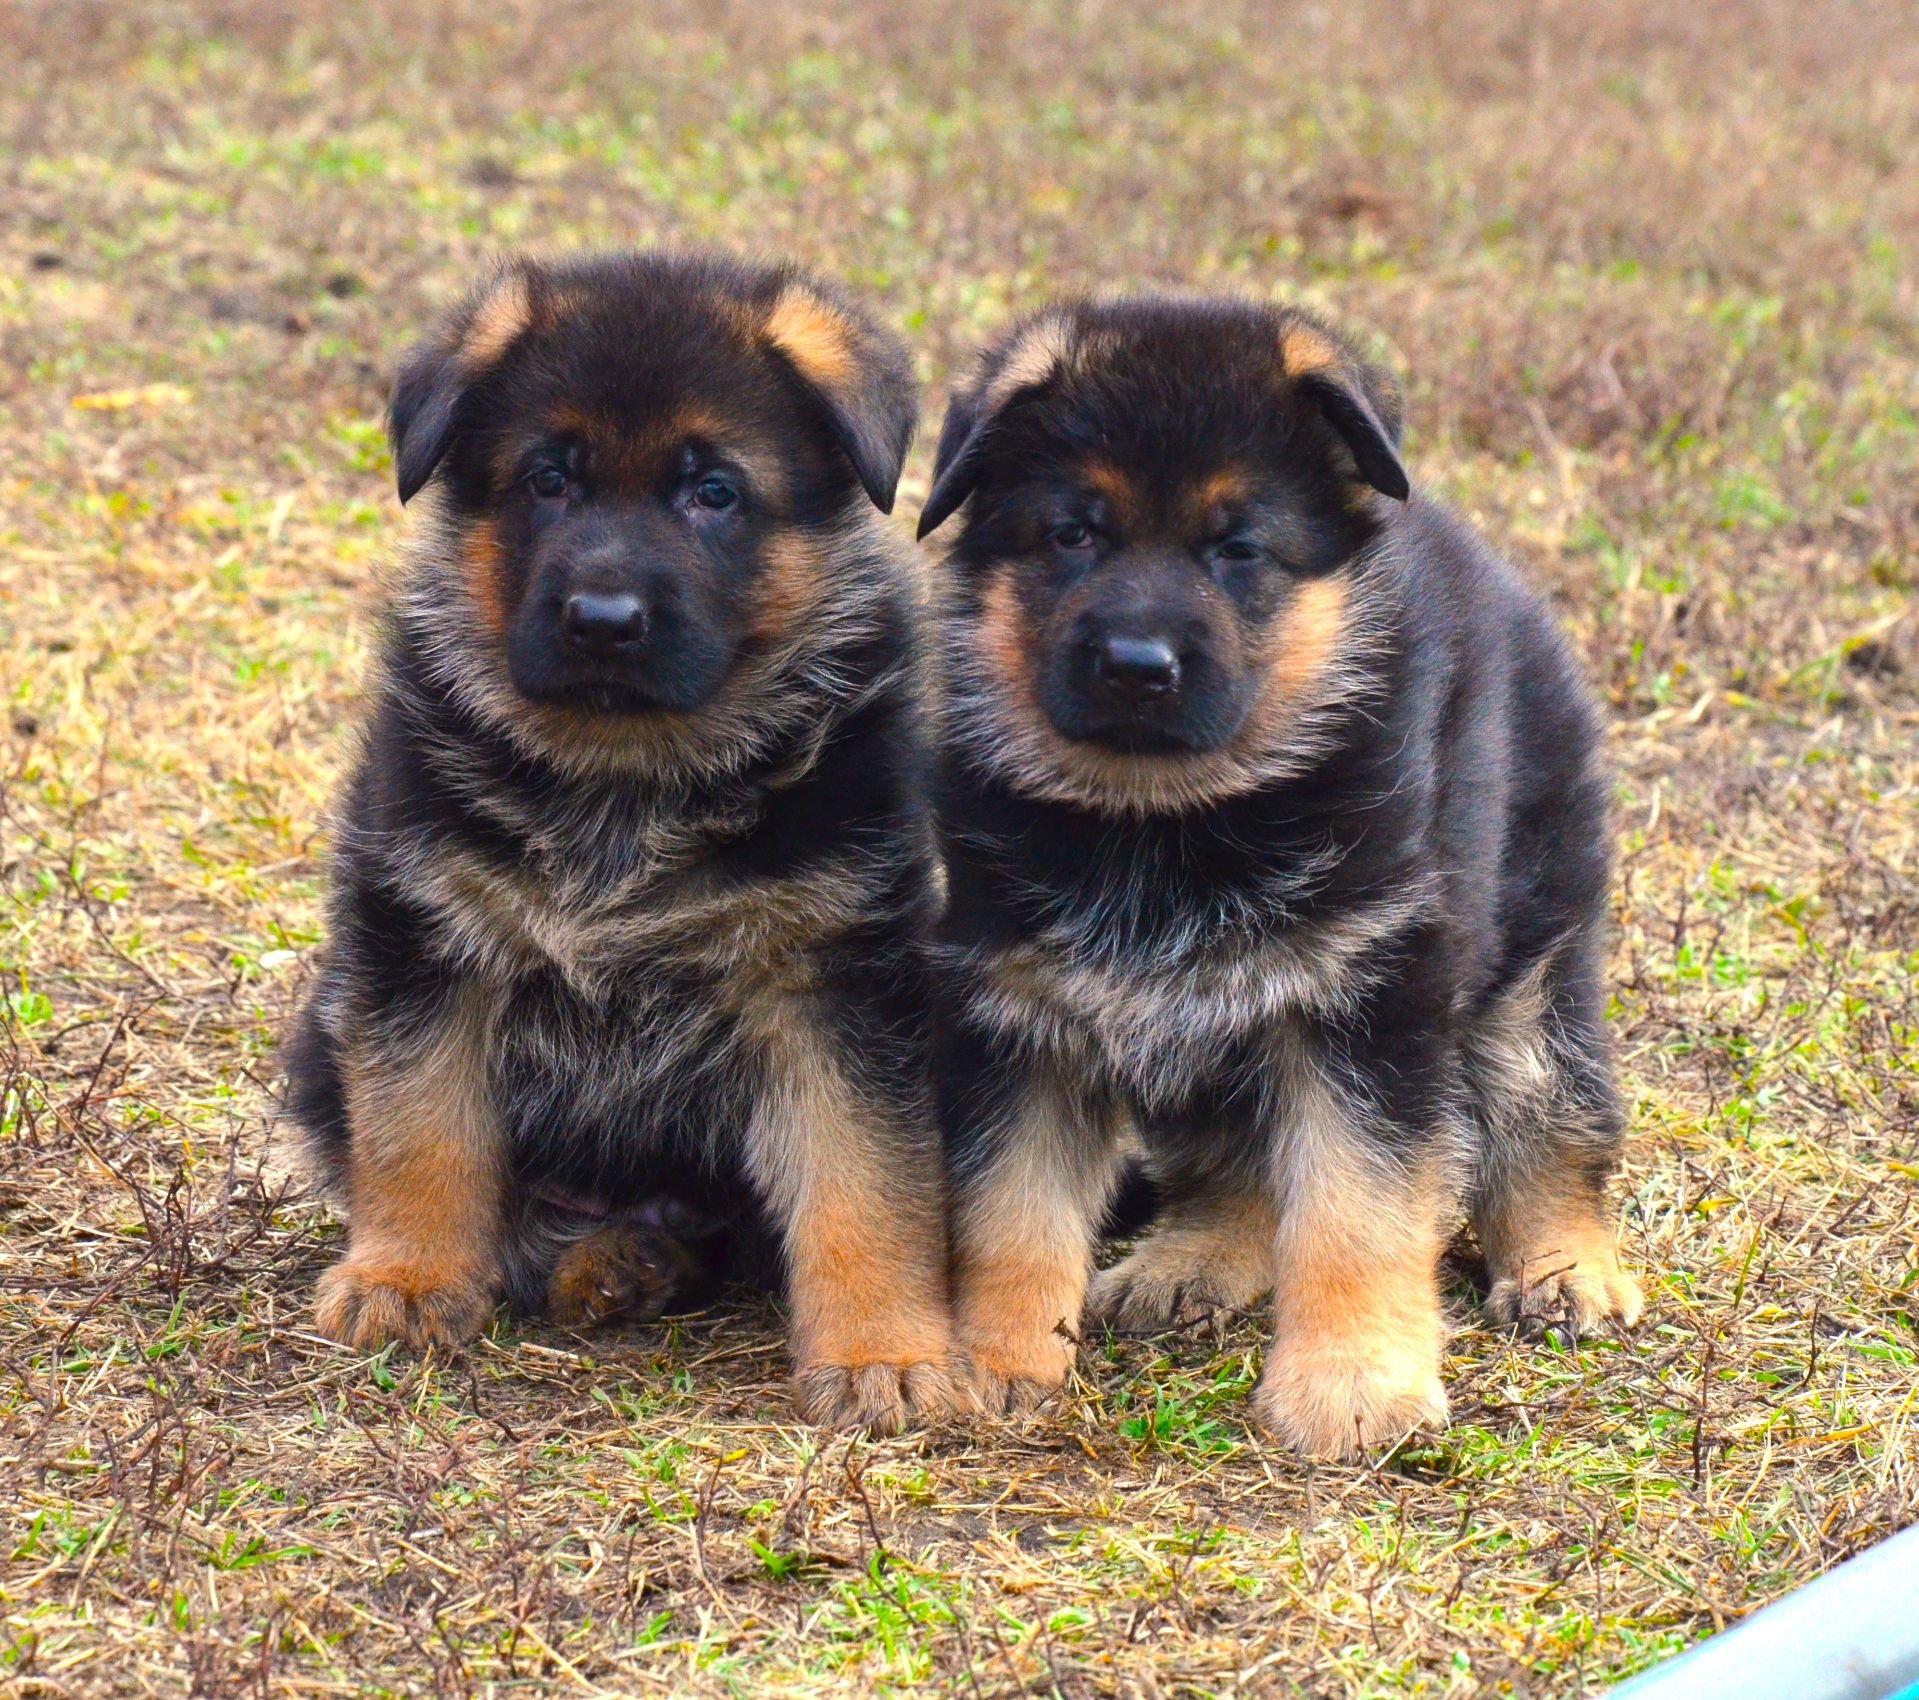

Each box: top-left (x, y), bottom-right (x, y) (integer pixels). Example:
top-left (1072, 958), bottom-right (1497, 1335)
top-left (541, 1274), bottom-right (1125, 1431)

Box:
top-left (486, 281), bottom-right (805, 482)
top-left (1016, 317), bottom-right (1286, 459)
top-left (522, 288), bottom-right (780, 416)
top-left (989, 307), bottom-right (1359, 518)
top-left (1059, 453), bottom-right (1274, 539)
top-left (529, 399), bottom-right (786, 489)
top-left (1045, 302), bottom-right (1285, 395)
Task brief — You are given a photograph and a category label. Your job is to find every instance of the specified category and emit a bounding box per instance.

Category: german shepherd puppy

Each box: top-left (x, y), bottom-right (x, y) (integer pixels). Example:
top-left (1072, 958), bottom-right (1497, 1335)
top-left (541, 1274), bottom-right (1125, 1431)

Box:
top-left (919, 295), bottom-right (1645, 1458)
top-left (284, 251), bottom-right (970, 1432)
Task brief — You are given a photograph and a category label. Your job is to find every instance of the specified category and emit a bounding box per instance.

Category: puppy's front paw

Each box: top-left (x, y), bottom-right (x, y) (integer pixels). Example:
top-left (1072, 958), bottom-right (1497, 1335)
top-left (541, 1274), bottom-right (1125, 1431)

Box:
top-left (964, 1331), bottom-right (1076, 1416)
top-left (1252, 1340), bottom-right (1448, 1461)
top-left (314, 1259), bottom-right (494, 1352)
top-left (792, 1354), bottom-right (977, 1434)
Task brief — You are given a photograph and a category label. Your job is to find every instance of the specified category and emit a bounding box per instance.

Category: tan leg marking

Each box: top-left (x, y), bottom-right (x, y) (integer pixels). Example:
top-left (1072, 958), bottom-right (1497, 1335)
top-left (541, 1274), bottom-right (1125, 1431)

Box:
top-left (742, 1003), bottom-right (969, 1435)
top-left (1253, 1060), bottom-right (1449, 1460)
top-left (952, 1076), bottom-right (1120, 1414)
top-left (1086, 1181), bottom-right (1277, 1335)
top-left (314, 988), bottom-right (503, 1352)
top-left (1479, 1189), bottom-right (1644, 1340)
top-left (547, 1223), bottom-right (699, 1328)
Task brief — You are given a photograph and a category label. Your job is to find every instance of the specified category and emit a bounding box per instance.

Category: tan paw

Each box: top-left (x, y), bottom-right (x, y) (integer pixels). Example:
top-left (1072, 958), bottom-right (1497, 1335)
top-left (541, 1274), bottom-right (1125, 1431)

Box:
top-left (1085, 1257), bottom-right (1263, 1337)
top-left (1487, 1250), bottom-right (1644, 1343)
top-left (1252, 1341), bottom-right (1448, 1460)
top-left (970, 1364), bottom-right (1067, 1416)
top-left (546, 1223), bottom-right (697, 1328)
top-left (792, 1354), bottom-right (978, 1434)
top-left (964, 1334), bottom-right (1075, 1416)
top-left (314, 1259), bottom-right (494, 1352)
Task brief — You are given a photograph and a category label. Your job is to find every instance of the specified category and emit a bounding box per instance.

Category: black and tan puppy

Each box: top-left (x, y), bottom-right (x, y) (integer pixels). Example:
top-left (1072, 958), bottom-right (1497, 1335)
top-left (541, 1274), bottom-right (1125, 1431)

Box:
top-left (284, 250), bottom-right (969, 1432)
top-left (920, 294), bottom-right (1644, 1458)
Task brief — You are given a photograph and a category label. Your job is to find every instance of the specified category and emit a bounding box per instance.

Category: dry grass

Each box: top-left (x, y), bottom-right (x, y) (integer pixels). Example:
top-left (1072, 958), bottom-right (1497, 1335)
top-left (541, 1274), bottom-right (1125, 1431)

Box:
top-left (2, 2), bottom-right (1915, 1694)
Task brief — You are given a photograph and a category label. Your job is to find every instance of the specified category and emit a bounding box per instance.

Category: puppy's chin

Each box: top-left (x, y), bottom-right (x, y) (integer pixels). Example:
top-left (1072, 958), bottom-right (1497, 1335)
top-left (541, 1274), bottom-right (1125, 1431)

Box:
top-left (505, 633), bottom-right (740, 719)
top-left (1050, 715), bottom-right (1210, 756)
top-left (1039, 694), bottom-right (1251, 758)
top-left (508, 665), bottom-right (727, 719)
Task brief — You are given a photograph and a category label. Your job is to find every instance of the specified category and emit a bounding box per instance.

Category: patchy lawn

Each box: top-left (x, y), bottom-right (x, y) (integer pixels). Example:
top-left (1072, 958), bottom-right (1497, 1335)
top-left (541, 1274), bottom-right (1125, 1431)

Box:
top-left (1, 3), bottom-right (1914, 1694)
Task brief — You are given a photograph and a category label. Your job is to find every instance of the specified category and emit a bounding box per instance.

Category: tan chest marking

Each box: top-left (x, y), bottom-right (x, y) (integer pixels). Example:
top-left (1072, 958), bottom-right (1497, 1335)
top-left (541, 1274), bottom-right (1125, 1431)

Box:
top-left (961, 889), bottom-right (1430, 1098)
top-left (415, 844), bottom-right (881, 996)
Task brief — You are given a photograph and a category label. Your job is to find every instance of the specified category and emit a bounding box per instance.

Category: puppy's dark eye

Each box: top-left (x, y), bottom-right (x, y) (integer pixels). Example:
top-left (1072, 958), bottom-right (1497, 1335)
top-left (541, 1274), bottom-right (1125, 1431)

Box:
top-left (529, 464), bottom-right (569, 500)
top-left (1215, 539), bottom-right (1260, 563)
top-left (693, 476), bottom-right (738, 512)
top-left (1050, 522), bottom-right (1094, 551)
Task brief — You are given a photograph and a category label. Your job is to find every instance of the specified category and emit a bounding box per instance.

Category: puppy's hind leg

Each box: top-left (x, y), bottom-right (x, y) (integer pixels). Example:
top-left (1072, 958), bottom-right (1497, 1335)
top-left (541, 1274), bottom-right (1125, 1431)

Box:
top-left (1467, 953), bottom-right (1644, 1342)
top-left (533, 1196), bottom-right (724, 1328)
top-left (1085, 1170), bottom-right (1276, 1337)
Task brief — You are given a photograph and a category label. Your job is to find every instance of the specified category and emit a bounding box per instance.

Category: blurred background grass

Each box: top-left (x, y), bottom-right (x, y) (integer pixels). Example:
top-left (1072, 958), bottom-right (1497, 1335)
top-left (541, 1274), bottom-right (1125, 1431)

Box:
top-left (1, 4), bottom-right (1915, 1696)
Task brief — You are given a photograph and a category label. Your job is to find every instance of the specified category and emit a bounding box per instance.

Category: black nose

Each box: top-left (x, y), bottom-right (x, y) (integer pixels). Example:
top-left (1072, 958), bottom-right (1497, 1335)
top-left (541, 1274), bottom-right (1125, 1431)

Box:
top-left (1095, 634), bottom-right (1181, 705)
top-left (563, 591), bottom-right (646, 657)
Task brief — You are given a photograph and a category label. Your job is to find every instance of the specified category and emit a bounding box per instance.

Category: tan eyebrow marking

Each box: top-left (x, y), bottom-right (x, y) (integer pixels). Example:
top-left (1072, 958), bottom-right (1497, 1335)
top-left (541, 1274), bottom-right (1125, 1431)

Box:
top-left (1077, 457), bottom-right (1138, 522)
top-left (1192, 466), bottom-right (1250, 509)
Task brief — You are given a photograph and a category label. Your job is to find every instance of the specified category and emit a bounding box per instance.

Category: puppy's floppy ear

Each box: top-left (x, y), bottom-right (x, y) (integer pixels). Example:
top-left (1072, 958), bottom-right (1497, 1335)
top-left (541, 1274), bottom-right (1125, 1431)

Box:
top-left (917, 311), bottom-right (1076, 540)
top-left (915, 389), bottom-right (986, 540)
top-left (1279, 318), bottom-right (1409, 503)
top-left (761, 277), bottom-right (917, 513)
top-left (388, 335), bottom-right (465, 507)
top-left (389, 264), bottom-right (538, 505)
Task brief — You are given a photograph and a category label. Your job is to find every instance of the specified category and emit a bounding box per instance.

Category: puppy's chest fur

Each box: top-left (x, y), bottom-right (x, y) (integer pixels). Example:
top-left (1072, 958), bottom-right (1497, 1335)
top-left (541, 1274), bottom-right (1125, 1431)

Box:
top-left (393, 780), bottom-right (889, 1153)
top-left (951, 864), bottom-right (1432, 1109)
top-left (408, 797), bottom-right (872, 1000)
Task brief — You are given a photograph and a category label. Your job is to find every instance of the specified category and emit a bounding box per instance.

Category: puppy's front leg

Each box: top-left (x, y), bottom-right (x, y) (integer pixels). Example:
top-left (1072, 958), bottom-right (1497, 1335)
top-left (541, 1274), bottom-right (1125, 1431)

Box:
top-left (1253, 1030), bottom-right (1453, 1460)
top-left (949, 1063), bottom-right (1124, 1413)
top-left (744, 1006), bottom-right (969, 1434)
top-left (314, 985), bottom-right (505, 1351)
